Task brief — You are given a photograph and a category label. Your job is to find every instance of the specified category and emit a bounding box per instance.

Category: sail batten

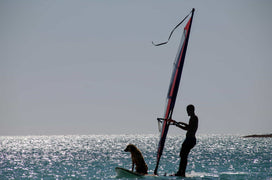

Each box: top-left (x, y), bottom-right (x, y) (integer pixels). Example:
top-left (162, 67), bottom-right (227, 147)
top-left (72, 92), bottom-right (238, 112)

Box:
top-left (154, 8), bottom-right (195, 175)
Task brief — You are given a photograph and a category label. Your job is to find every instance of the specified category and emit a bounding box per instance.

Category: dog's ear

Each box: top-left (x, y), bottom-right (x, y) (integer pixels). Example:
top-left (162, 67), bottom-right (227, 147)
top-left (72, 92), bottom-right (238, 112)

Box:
top-left (129, 144), bottom-right (136, 152)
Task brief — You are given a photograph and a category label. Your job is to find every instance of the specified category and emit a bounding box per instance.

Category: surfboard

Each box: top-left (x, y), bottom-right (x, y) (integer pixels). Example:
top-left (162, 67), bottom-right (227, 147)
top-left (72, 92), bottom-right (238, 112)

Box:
top-left (115, 167), bottom-right (144, 178)
top-left (115, 167), bottom-right (157, 178)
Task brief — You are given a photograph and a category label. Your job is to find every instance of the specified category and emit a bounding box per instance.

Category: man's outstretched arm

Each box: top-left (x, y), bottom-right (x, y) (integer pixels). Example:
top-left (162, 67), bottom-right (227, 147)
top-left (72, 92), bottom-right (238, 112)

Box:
top-left (172, 120), bottom-right (189, 130)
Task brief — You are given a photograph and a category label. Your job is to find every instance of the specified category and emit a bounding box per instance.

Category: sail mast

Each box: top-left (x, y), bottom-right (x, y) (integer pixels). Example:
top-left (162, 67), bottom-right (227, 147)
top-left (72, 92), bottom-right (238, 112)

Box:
top-left (154, 8), bottom-right (195, 175)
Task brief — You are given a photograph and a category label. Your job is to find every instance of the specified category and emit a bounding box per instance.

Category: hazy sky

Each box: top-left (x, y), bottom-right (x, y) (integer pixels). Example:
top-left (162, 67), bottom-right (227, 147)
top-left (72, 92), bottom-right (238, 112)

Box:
top-left (1, 0), bottom-right (272, 136)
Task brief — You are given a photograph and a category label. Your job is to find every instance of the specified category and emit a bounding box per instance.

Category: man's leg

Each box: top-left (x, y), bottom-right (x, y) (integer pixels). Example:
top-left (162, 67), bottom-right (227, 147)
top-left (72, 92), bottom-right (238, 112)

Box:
top-left (176, 138), bottom-right (196, 177)
top-left (176, 150), bottom-right (189, 176)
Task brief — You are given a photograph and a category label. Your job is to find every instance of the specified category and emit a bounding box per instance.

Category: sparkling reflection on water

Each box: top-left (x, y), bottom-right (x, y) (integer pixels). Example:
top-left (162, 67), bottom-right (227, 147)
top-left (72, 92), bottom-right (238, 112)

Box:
top-left (0, 134), bottom-right (271, 179)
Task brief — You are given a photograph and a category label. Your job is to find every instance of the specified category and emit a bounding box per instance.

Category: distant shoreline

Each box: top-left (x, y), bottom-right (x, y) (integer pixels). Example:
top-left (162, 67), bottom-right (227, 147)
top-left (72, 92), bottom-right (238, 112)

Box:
top-left (243, 133), bottom-right (272, 138)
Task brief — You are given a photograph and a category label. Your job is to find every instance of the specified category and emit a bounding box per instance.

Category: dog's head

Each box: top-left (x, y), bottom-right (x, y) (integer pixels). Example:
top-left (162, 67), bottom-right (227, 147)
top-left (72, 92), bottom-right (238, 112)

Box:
top-left (124, 144), bottom-right (136, 152)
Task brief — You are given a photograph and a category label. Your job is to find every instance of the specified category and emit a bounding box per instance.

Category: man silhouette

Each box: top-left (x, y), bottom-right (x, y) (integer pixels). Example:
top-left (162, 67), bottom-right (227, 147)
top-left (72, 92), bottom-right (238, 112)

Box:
top-left (172, 104), bottom-right (198, 177)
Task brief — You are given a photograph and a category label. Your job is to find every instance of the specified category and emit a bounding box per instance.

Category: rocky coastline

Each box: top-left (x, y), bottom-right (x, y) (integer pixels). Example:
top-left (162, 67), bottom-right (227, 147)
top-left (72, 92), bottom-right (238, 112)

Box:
top-left (243, 133), bottom-right (272, 138)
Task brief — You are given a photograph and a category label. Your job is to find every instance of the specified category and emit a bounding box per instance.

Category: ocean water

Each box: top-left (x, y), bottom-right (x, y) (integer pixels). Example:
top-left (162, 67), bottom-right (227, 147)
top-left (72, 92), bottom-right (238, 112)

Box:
top-left (0, 134), bottom-right (271, 179)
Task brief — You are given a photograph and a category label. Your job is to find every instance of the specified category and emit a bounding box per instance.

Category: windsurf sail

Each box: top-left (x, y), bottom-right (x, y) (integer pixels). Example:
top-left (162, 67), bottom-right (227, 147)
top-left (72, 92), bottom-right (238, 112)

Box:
top-left (154, 8), bottom-right (195, 175)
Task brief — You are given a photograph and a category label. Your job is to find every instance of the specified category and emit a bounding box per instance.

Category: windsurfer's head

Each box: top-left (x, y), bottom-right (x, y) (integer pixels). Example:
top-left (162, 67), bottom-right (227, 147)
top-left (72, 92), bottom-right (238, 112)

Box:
top-left (187, 104), bottom-right (195, 116)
